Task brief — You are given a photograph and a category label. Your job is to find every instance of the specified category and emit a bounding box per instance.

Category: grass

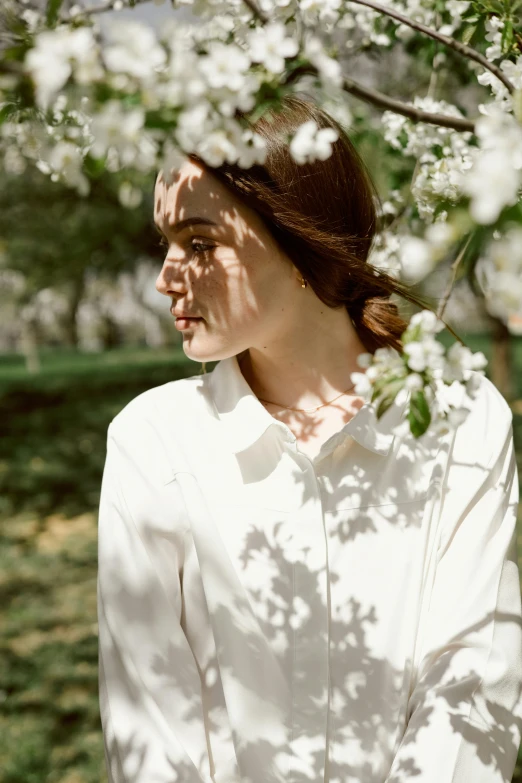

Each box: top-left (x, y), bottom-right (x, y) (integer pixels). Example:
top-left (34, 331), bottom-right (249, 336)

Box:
top-left (0, 345), bottom-right (210, 783)
top-left (0, 337), bottom-right (521, 783)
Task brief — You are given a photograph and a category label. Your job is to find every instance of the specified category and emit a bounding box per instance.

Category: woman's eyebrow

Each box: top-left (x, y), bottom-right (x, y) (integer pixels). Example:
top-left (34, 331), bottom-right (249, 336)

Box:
top-left (163, 216), bottom-right (220, 235)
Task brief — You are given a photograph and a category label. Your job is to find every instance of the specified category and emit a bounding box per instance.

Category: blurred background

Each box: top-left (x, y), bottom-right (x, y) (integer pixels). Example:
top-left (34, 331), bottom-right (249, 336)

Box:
top-left (2, 181), bottom-right (521, 783)
top-left (1, 2), bottom-right (522, 782)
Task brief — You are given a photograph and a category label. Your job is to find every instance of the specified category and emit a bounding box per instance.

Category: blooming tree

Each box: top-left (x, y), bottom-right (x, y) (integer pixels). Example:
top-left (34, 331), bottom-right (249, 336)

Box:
top-left (1, 0), bottom-right (521, 436)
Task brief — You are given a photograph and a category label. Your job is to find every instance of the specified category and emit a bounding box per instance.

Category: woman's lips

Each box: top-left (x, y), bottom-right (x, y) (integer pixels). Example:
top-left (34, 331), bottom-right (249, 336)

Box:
top-left (175, 317), bottom-right (203, 331)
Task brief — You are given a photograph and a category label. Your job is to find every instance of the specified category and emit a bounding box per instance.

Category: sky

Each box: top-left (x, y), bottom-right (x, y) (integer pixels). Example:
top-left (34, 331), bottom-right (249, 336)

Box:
top-left (85, 0), bottom-right (197, 29)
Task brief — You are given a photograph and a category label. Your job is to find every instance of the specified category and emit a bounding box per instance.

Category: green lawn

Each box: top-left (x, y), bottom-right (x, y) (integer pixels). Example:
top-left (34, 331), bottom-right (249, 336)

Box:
top-left (0, 338), bottom-right (521, 783)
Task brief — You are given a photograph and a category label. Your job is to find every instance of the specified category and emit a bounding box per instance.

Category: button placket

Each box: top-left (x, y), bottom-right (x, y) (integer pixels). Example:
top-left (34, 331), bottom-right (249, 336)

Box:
top-left (287, 453), bottom-right (330, 783)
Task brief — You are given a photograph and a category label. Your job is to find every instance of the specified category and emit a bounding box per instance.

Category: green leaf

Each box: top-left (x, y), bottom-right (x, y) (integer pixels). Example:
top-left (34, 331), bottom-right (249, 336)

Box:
top-left (407, 390), bottom-right (431, 438)
top-left (401, 322), bottom-right (422, 345)
top-left (371, 374), bottom-right (404, 404)
top-left (376, 393), bottom-right (395, 418)
top-left (0, 103), bottom-right (16, 125)
top-left (46, 0), bottom-right (65, 26)
top-left (501, 19), bottom-right (514, 52)
top-left (83, 154), bottom-right (106, 179)
top-left (462, 23), bottom-right (478, 44)
top-left (374, 377), bottom-right (406, 418)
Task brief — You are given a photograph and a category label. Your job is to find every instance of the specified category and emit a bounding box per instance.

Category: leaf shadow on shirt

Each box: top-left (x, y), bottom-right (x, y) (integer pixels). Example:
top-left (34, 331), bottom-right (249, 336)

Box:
top-left (101, 730), bottom-right (205, 783)
top-left (139, 544), bottom-right (522, 783)
top-left (100, 392), bottom-right (522, 782)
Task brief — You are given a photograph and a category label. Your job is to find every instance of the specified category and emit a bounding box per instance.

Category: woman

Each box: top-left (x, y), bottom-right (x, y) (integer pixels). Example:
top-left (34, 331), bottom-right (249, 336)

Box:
top-left (97, 94), bottom-right (522, 783)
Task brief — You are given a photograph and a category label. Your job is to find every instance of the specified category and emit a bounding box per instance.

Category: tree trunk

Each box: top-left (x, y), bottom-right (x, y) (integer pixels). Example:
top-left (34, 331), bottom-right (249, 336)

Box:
top-left (99, 314), bottom-right (121, 349)
top-left (62, 275), bottom-right (85, 348)
top-left (489, 316), bottom-right (513, 402)
top-left (20, 315), bottom-right (40, 374)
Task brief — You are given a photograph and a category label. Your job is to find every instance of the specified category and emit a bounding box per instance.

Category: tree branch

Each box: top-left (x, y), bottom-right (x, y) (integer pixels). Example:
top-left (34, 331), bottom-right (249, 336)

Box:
top-left (60, 0), bottom-right (151, 21)
top-left (346, 0), bottom-right (514, 94)
top-left (436, 233), bottom-right (473, 319)
top-left (56, 0), bottom-right (479, 133)
top-left (341, 74), bottom-right (475, 131)
top-left (242, 0), bottom-right (513, 94)
top-left (244, 1), bottom-right (477, 133)
top-left (241, 0), bottom-right (269, 24)
top-left (285, 63), bottom-right (476, 131)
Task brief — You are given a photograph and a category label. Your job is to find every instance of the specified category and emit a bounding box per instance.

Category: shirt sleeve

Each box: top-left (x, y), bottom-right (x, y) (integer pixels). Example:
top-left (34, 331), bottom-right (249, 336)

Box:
top-left (384, 379), bottom-right (522, 783)
top-left (97, 417), bottom-right (211, 783)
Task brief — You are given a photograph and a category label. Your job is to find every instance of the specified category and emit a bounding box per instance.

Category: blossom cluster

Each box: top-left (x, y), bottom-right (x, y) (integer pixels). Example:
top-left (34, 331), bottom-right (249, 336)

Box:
top-left (335, 0), bottom-right (471, 50)
top-left (1, 0), bottom-right (521, 436)
top-left (474, 225), bottom-right (522, 323)
top-left (350, 310), bottom-right (488, 438)
top-left (459, 104), bottom-right (522, 224)
top-left (0, 13), bottom-right (350, 197)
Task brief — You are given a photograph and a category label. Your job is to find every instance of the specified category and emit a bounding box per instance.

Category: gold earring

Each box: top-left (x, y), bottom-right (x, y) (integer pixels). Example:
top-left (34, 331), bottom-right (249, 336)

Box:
top-left (299, 275), bottom-right (308, 288)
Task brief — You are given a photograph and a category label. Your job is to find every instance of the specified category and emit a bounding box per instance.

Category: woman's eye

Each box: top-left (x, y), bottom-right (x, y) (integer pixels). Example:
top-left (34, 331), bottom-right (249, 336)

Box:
top-left (157, 237), bottom-right (213, 255)
top-left (191, 240), bottom-right (214, 255)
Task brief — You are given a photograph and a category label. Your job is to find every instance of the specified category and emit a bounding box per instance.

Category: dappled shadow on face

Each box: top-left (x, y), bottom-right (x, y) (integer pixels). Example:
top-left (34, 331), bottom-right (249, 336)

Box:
top-left (153, 162), bottom-right (290, 343)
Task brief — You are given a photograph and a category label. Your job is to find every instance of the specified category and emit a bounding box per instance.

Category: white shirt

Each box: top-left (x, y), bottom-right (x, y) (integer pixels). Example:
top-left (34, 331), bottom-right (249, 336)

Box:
top-left (97, 353), bottom-right (522, 783)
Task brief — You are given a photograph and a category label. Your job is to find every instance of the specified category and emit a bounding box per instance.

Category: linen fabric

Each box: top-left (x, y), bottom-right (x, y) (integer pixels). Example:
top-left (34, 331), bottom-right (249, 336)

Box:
top-left (97, 354), bottom-right (522, 783)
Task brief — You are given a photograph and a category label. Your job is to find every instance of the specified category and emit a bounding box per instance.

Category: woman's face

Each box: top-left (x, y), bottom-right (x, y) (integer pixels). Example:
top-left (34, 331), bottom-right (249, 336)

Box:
top-left (154, 157), bottom-right (300, 363)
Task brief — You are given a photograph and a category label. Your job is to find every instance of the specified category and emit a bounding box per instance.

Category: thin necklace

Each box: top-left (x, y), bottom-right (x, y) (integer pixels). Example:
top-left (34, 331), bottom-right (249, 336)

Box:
top-left (237, 354), bottom-right (357, 413)
top-left (257, 382), bottom-right (356, 414)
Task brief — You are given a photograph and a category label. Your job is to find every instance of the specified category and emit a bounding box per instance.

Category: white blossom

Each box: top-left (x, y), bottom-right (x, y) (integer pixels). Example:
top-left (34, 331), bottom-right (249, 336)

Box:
top-left (20, 8), bottom-right (42, 33)
top-left (199, 41), bottom-right (251, 91)
top-left (235, 129), bottom-right (268, 168)
top-left (459, 106), bottom-right (522, 224)
top-left (443, 342), bottom-right (488, 382)
top-left (408, 309), bottom-right (445, 334)
top-left (404, 373), bottom-right (424, 391)
top-left (196, 127), bottom-right (240, 167)
top-left (350, 371), bottom-right (373, 398)
top-left (398, 235), bottom-right (437, 283)
top-left (25, 26), bottom-right (101, 110)
top-left (484, 15), bottom-right (504, 62)
top-left (246, 22), bottom-right (299, 74)
top-left (103, 20), bottom-right (167, 82)
top-left (175, 102), bottom-right (214, 153)
top-left (424, 220), bottom-right (459, 256)
top-left (475, 226), bottom-right (522, 322)
top-left (90, 101), bottom-right (146, 166)
top-left (300, 0), bottom-right (342, 25)
top-left (47, 140), bottom-right (89, 195)
top-left (356, 352), bottom-right (373, 369)
top-left (500, 55), bottom-right (522, 90)
top-left (462, 148), bottom-right (520, 224)
top-left (382, 97), bottom-right (474, 220)
top-left (432, 378), bottom-right (468, 417)
top-left (403, 338), bottom-right (445, 373)
top-left (289, 119), bottom-right (339, 164)
top-left (118, 181), bottom-right (143, 208)
top-left (6, 0), bottom-right (522, 428)
top-left (368, 230), bottom-right (402, 279)
top-left (446, 1), bottom-right (470, 19)
top-left (303, 34), bottom-right (343, 87)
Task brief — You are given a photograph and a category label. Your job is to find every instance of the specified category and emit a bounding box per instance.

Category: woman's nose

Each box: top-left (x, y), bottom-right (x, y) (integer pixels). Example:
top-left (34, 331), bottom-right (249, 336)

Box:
top-left (155, 263), bottom-right (183, 298)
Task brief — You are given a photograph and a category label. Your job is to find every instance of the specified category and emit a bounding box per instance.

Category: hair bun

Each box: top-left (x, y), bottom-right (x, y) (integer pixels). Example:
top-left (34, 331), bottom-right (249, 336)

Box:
top-left (348, 296), bottom-right (405, 353)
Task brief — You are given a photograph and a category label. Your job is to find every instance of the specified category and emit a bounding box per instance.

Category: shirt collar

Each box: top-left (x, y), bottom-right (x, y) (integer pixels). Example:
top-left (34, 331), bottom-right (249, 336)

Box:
top-left (209, 353), bottom-right (408, 456)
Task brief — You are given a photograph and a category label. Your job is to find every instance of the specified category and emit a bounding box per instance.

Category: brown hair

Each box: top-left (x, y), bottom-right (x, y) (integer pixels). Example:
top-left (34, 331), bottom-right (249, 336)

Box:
top-left (189, 92), bottom-right (436, 355)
